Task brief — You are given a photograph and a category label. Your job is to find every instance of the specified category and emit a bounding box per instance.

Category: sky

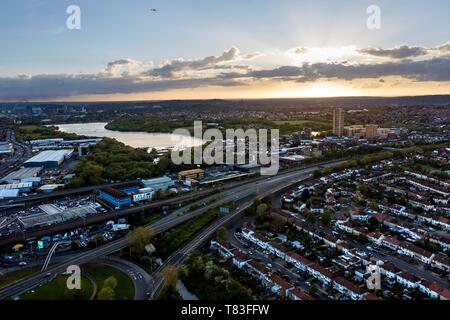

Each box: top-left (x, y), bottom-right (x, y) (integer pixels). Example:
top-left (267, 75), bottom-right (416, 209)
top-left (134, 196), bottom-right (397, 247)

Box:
top-left (0, 0), bottom-right (449, 101)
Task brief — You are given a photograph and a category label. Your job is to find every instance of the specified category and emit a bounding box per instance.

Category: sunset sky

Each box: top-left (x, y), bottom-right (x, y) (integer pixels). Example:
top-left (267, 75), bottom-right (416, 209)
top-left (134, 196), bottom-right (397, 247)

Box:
top-left (0, 0), bottom-right (449, 101)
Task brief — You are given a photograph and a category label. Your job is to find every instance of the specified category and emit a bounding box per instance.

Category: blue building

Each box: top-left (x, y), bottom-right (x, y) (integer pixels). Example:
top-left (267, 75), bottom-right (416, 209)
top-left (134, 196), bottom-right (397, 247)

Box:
top-left (99, 188), bottom-right (132, 209)
top-left (98, 182), bottom-right (144, 209)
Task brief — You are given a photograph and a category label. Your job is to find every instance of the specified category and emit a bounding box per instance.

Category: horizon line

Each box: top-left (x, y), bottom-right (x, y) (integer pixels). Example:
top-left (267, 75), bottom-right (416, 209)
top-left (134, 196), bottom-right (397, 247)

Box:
top-left (1, 93), bottom-right (450, 104)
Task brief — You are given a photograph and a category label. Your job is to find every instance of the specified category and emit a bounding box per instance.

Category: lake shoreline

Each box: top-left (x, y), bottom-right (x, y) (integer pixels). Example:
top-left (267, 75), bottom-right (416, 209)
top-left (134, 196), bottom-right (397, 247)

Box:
top-left (55, 122), bottom-right (203, 150)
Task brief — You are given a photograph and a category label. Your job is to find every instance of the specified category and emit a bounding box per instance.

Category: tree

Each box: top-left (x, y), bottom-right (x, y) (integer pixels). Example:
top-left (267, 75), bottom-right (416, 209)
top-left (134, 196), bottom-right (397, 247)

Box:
top-left (309, 284), bottom-right (318, 296)
top-left (224, 278), bottom-right (253, 300)
top-left (103, 276), bottom-right (118, 290)
top-left (321, 211), bottom-right (332, 226)
top-left (300, 189), bottom-right (311, 203)
top-left (97, 286), bottom-right (115, 300)
top-left (216, 226), bottom-right (228, 240)
top-left (313, 170), bottom-right (322, 178)
top-left (304, 211), bottom-right (316, 223)
top-left (127, 227), bottom-right (154, 254)
top-left (256, 203), bottom-right (268, 217)
top-left (159, 283), bottom-right (182, 300)
top-left (368, 217), bottom-right (380, 231)
top-left (160, 266), bottom-right (183, 288)
top-left (63, 286), bottom-right (83, 300)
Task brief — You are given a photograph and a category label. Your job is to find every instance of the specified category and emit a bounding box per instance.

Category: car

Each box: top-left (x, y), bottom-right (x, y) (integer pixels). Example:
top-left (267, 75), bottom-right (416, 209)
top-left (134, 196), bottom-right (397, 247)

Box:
top-left (267, 263), bottom-right (273, 268)
top-left (18, 261), bottom-right (27, 266)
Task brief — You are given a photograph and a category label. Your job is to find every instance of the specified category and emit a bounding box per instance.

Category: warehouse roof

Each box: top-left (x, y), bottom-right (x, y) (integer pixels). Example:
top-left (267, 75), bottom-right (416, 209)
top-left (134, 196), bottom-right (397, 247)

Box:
top-left (24, 149), bottom-right (73, 164)
top-left (0, 189), bottom-right (19, 198)
top-left (0, 182), bottom-right (33, 190)
top-left (178, 169), bottom-right (204, 176)
top-left (142, 176), bottom-right (173, 184)
top-left (1, 167), bottom-right (43, 183)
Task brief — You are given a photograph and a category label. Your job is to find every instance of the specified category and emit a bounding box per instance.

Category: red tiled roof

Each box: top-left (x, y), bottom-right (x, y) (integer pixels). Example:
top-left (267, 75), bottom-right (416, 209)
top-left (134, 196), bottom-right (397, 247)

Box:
top-left (398, 271), bottom-right (420, 283)
top-left (253, 233), bottom-right (270, 243)
top-left (233, 249), bottom-right (250, 262)
top-left (270, 274), bottom-right (293, 291)
top-left (216, 239), bottom-right (236, 251)
top-left (309, 263), bottom-right (334, 278)
top-left (384, 237), bottom-right (401, 246)
top-left (289, 253), bottom-right (313, 266)
top-left (365, 292), bottom-right (383, 300)
top-left (432, 255), bottom-right (450, 266)
top-left (269, 241), bottom-right (289, 253)
top-left (247, 260), bottom-right (270, 275)
top-left (289, 288), bottom-right (313, 300)
top-left (334, 277), bottom-right (366, 294)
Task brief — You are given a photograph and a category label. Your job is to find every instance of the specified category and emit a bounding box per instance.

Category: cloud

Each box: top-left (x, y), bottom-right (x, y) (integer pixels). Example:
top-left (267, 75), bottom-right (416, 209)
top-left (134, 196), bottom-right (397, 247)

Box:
top-left (289, 47), bottom-right (309, 54)
top-left (437, 42), bottom-right (450, 53)
top-left (358, 45), bottom-right (429, 59)
top-left (222, 56), bottom-right (450, 82)
top-left (104, 58), bottom-right (150, 77)
top-left (243, 52), bottom-right (263, 60)
top-left (1, 44), bottom-right (449, 101)
top-left (147, 47), bottom-right (241, 78)
top-left (0, 73), bottom-right (245, 100)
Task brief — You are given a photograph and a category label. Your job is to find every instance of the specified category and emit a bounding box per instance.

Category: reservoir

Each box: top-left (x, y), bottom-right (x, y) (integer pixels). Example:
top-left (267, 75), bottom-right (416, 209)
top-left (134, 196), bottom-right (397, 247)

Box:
top-left (56, 122), bottom-right (203, 150)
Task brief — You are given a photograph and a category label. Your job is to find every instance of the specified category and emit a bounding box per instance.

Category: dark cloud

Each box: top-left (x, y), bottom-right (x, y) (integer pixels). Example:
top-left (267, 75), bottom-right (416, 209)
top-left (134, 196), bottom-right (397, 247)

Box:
top-left (222, 56), bottom-right (450, 82)
top-left (147, 47), bottom-right (241, 78)
top-left (358, 45), bottom-right (428, 59)
top-left (0, 74), bottom-right (244, 100)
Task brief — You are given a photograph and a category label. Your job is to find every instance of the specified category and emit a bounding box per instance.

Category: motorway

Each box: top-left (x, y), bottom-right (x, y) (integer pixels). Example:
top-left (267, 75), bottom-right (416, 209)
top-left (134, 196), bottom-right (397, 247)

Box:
top-left (148, 168), bottom-right (325, 299)
top-left (0, 160), bottom-right (344, 300)
top-left (0, 128), bottom-right (32, 178)
top-left (95, 257), bottom-right (154, 300)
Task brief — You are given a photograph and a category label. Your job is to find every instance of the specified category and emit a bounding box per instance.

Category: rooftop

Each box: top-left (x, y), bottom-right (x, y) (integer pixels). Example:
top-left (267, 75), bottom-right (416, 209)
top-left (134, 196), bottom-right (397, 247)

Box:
top-left (24, 149), bottom-right (73, 164)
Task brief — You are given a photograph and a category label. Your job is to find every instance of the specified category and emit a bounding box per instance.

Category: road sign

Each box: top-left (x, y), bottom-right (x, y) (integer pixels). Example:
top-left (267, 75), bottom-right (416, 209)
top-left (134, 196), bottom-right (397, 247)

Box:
top-left (219, 207), bottom-right (230, 214)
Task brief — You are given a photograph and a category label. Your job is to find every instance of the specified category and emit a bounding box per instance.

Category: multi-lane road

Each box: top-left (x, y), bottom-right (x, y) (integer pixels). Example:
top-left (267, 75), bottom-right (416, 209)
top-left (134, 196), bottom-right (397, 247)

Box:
top-left (0, 159), bottom-right (344, 299)
top-left (149, 168), bottom-right (323, 299)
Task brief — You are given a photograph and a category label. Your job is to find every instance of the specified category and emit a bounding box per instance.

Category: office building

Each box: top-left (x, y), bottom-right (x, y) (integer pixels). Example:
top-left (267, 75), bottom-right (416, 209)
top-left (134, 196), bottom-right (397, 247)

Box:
top-left (365, 124), bottom-right (379, 138)
top-left (333, 108), bottom-right (345, 137)
top-left (178, 169), bottom-right (205, 180)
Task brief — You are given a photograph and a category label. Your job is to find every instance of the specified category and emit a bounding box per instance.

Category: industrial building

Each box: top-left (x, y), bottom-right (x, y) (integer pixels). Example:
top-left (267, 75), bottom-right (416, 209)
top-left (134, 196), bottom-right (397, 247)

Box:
top-left (178, 169), bottom-right (205, 180)
top-left (30, 138), bottom-right (101, 151)
top-left (0, 182), bottom-right (33, 194)
top-left (141, 176), bottom-right (174, 192)
top-left (24, 149), bottom-right (74, 168)
top-left (18, 205), bottom-right (98, 229)
top-left (99, 188), bottom-right (132, 209)
top-left (0, 189), bottom-right (19, 199)
top-left (0, 167), bottom-right (43, 184)
top-left (99, 182), bottom-right (147, 209)
top-left (39, 184), bottom-right (64, 193)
